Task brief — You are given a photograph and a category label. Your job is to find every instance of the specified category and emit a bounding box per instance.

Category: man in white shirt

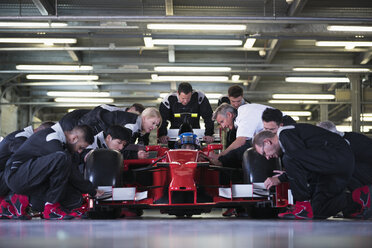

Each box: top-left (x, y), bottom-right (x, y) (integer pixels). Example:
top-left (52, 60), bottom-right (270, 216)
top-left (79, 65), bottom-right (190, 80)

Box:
top-left (209, 103), bottom-right (272, 167)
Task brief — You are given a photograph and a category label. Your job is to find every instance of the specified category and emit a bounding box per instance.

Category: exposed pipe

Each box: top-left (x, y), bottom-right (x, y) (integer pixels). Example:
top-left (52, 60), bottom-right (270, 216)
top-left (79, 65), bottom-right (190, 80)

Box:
top-left (0, 16), bottom-right (371, 24)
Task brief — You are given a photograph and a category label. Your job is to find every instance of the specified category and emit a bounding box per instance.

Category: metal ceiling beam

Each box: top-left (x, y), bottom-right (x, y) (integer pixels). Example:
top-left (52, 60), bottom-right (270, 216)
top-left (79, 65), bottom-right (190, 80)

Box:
top-left (355, 50), bottom-right (372, 65)
top-left (0, 16), bottom-right (371, 24)
top-left (165, 0), bottom-right (173, 16)
top-left (0, 74), bottom-right (22, 86)
top-left (250, 0), bottom-right (308, 91)
top-left (65, 45), bottom-right (81, 62)
top-left (32, 0), bottom-right (55, 16)
top-left (1, 46), bottom-right (369, 53)
top-left (287, 0), bottom-right (308, 17)
top-left (248, 76), bottom-right (261, 91)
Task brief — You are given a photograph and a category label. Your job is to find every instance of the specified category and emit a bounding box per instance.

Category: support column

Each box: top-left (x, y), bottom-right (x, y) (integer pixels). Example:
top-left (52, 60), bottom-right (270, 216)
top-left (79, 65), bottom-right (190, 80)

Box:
top-left (319, 104), bottom-right (328, 122)
top-left (349, 74), bottom-right (361, 132)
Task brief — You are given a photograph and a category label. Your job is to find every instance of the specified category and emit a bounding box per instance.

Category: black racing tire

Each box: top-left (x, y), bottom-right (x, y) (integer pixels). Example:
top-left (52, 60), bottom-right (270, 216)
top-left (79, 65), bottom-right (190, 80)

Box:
top-left (248, 206), bottom-right (280, 219)
top-left (88, 208), bottom-right (121, 219)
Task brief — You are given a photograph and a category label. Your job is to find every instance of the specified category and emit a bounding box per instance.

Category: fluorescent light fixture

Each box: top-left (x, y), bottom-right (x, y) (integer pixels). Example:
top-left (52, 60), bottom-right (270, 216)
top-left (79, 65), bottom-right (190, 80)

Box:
top-left (47, 91), bottom-right (110, 97)
top-left (54, 98), bottom-right (114, 103)
top-left (231, 75), bottom-right (240, 81)
top-left (315, 41), bottom-right (372, 49)
top-left (285, 77), bottom-right (350, 83)
top-left (283, 111), bottom-right (312, 117)
top-left (143, 37), bottom-right (153, 47)
top-left (205, 93), bottom-right (223, 99)
top-left (144, 37), bottom-right (242, 46)
top-left (291, 116), bottom-right (300, 121)
top-left (0, 22), bottom-right (68, 28)
top-left (327, 26), bottom-right (372, 32)
top-left (336, 125), bottom-right (372, 132)
top-left (24, 81), bottom-right (100, 86)
top-left (159, 92), bottom-right (224, 99)
top-left (26, 75), bottom-right (99, 80)
top-left (151, 74), bottom-right (229, 82)
top-left (147, 24), bottom-right (246, 31)
top-left (154, 66), bottom-right (231, 72)
top-left (57, 103), bottom-right (107, 107)
top-left (344, 114), bottom-right (372, 122)
top-left (159, 93), bottom-right (169, 98)
top-left (0, 38), bottom-right (77, 44)
top-left (243, 38), bottom-right (256, 48)
top-left (272, 94), bottom-right (335, 100)
top-left (345, 116), bottom-right (372, 122)
top-left (209, 99), bottom-right (219, 104)
top-left (360, 113), bottom-right (372, 117)
top-left (293, 67), bottom-right (370, 73)
top-left (268, 100), bottom-right (319, 104)
top-left (68, 109), bottom-right (76, 112)
top-left (17, 65), bottom-right (93, 71)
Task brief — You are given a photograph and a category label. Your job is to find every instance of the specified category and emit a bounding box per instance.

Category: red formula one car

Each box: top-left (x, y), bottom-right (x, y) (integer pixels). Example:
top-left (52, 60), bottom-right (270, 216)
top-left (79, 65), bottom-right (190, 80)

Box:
top-left (84, 131), bottom-right (290, 219)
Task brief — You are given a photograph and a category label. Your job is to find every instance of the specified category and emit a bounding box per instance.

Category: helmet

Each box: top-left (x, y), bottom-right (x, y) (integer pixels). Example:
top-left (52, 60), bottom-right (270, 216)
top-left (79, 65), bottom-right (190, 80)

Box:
top-left (175, 132), bottom-right (200, 149)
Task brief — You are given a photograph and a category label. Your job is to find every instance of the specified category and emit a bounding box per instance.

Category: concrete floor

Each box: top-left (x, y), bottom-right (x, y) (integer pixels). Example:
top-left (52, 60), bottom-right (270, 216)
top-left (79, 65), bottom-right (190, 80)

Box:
top-left (1, 210), bottom-right (372, 248)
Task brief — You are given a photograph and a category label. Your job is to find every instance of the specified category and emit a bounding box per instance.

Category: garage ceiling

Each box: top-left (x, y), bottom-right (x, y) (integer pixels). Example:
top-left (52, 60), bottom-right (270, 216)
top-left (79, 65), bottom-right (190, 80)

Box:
top-left (0, 0), bottom-right (372, 125)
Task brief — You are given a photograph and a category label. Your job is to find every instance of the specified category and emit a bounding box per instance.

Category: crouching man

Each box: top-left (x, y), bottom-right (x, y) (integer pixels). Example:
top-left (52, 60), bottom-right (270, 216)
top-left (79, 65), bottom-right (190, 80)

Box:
top-left (252, 123), bottom-right (367, 220)
top-left (4, 123), bottom-right (103, 220)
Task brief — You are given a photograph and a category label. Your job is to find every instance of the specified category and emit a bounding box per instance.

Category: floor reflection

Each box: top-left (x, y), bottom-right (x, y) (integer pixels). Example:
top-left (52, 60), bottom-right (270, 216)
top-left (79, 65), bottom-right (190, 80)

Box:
top-left (0, 213), bottom-right (372, 248)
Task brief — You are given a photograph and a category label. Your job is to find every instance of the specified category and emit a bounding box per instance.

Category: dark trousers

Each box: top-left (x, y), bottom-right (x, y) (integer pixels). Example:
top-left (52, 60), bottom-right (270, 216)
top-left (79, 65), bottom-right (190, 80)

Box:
top-left (348, 161), bottom-right (372, 191)
top-left (29, 182), bottom-right (84, 212)
top-left (0, 170), bottom-right (10, 196)
top-left (283, 147), bottom-right (354, 219)
top-left (219, 141), bottom-right (251, 184)
top-left (5, 151), bottom-right (72, 204)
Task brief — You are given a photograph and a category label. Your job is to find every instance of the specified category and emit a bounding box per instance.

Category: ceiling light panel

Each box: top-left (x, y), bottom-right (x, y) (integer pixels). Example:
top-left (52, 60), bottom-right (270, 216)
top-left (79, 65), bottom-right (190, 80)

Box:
top-left (231, 75), bottom-right (240, 81)
top-left (147, 38), bottom-right (242, 46)
top-left (268, 100), bottom-right (319, 104)
top-left (315, 41), bottom-right (372, 49)
top-left (26, 75), bottom-right (99, 80)
top-left (0, 22), bottom-right (68, 28)
top-left (17, 65), bottom-right (93, 71)
top-left (205, 93), bottom-right (223, 99)
top-left (327, 26), bottom-right (372, 32)
top-left (243, 38), bottom-right (256, 48)
top-left (0, 38), bottom-right (76, 44)
top-left (54, 98), bottom-right (114, 103)
top-left (285, 77), bottom-right (350, 83)
top-left (147, 24), bottom-right (246, 31)
top-left (154, 66), bottom-right (231, 72)
top-left (47, 91), bottom-right (110, 97)
top-left (151, 74), bottom-right (229, 82)
top-left (272, 94), bottom-right (335, 100)
top-left (293, 68), bottom-right (370, 73)
top-left (282, 111), bottom-right (312, 117)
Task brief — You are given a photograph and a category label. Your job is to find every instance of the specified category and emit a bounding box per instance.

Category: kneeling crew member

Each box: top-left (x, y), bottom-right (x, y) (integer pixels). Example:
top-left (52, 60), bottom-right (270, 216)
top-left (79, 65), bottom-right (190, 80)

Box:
top-left (5, 123), bottom-right (103, 220)
top-left (253, 124), bottom-right (356, 220)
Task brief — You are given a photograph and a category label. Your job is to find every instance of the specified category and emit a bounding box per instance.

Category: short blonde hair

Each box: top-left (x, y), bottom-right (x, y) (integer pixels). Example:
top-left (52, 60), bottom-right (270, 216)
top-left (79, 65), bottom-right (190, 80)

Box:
top-left (141, 107), bottom-right (162, 127)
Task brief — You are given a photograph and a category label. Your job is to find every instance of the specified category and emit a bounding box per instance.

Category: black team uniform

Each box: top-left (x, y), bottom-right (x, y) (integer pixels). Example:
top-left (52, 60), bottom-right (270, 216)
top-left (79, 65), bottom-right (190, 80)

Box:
top-left (278, 124), bottom-right (354, 219)
top-left (0, 126), bottom-right (34, 197)
top-left (342, 132), bottom-right (372, 191)
top-left (78, 104), bottom-right (140, 135)
top-left (159, 91), bottom-right (214, 147)
top-left (59, 109), bottom-right (90, 131)
top-left (5, 123), bottom-right (96, 217)
top-left (60, 104), bottom-right (142, 159)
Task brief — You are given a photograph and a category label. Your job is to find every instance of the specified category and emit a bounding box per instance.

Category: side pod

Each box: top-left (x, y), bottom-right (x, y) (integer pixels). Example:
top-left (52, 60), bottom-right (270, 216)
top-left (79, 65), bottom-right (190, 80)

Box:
top-left (85, 149), bottom-right (124, 187)
top-left (242, 147), bottom-right (281, 184)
